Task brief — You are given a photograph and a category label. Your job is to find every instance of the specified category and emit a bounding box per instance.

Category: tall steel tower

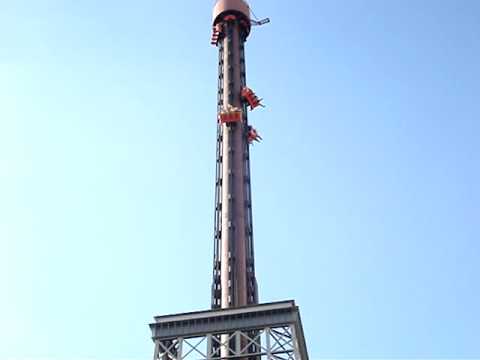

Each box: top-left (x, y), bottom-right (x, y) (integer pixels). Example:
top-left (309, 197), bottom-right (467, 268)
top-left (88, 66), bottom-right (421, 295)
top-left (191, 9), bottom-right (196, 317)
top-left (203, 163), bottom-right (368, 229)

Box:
top-left (211, 0), bottom-right (260, 310)
top-left (149, 2), bottom-right (309, 359)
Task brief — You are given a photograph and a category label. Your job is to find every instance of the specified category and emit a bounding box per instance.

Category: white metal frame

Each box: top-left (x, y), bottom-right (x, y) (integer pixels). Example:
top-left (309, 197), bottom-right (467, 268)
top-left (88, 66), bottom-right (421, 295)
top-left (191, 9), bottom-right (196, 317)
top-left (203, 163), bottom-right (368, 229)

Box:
top-left (151, 301), bottom-right (308, 360)
top-left (154, 325), bottom-right (299, 360)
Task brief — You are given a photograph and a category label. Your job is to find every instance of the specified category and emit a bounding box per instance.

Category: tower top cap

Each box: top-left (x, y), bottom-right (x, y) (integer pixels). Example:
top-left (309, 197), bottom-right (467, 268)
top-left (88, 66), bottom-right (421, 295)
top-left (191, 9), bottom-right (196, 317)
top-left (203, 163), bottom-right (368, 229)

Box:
top-left (212, 0), bottom-right (251, 25)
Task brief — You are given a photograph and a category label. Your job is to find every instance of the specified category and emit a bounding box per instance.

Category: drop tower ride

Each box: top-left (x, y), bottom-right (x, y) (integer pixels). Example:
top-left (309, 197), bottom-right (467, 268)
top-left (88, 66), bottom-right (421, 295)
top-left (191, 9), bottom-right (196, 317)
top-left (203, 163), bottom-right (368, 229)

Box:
top-left (150, 2), bottom-right (309, 359)
top-left (211, 0), bottom-right (259, 310)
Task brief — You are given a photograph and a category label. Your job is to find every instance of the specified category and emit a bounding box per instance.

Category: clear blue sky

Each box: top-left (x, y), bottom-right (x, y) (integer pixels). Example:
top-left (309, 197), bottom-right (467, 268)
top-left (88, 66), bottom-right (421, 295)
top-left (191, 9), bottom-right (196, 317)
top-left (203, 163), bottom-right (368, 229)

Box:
top-left (1, 0), bottom-right (479, 359)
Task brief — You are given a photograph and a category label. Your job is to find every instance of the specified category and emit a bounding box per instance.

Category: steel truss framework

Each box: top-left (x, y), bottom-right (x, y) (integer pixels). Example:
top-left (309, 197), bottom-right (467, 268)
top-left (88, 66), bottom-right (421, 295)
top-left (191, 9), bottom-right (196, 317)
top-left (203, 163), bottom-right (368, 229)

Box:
top-left (151, 301), bottom-right (308, 360)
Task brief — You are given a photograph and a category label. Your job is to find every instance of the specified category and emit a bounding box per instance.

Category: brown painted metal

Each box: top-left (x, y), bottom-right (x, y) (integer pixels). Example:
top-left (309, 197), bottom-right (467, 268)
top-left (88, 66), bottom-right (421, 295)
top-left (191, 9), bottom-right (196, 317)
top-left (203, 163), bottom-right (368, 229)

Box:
top-left (221, 21), bottom-right (248, 308)
top-left (212, 0), bottom-right (250, 25)
top-left (212, 0), bottom-right (257, 312)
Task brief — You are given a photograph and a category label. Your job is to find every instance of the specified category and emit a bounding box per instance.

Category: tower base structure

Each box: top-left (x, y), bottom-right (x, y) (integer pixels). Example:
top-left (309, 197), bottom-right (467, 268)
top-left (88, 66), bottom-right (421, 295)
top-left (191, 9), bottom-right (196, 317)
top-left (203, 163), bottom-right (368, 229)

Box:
top-left (150, 301), bottom-right (309, 360)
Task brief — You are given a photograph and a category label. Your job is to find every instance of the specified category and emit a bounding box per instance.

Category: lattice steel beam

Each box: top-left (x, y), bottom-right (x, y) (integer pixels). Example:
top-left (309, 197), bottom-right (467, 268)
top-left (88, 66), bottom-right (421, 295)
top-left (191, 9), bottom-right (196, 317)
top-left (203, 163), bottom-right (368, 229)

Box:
top-left (150, 301), bottom-right (308, 360)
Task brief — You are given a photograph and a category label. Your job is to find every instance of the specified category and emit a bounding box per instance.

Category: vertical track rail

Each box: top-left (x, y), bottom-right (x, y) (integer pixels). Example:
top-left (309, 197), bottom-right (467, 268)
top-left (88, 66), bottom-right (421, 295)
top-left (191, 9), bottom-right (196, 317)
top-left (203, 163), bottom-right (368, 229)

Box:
top-left (212, 40), bottom-right (225, 309)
